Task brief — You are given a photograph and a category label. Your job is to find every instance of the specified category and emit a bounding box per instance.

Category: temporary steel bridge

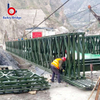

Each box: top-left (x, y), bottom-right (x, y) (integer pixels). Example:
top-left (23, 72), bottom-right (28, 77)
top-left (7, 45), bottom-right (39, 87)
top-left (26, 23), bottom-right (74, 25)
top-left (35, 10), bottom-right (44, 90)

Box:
top-left (5, 32), bottom-right (100, 89)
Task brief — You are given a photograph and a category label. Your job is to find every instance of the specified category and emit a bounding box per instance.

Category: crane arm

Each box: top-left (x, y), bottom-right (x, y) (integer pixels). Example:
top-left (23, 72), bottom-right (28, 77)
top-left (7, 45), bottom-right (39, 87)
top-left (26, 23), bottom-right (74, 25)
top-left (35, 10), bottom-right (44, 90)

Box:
top-left (88, 5), bottom-right (100, 23)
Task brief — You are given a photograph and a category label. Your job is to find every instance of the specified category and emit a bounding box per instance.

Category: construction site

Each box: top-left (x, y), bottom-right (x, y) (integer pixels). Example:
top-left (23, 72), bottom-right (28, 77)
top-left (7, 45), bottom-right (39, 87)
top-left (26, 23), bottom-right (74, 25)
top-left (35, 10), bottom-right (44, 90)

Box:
top-left (1, 0), bottom-right (100, 100)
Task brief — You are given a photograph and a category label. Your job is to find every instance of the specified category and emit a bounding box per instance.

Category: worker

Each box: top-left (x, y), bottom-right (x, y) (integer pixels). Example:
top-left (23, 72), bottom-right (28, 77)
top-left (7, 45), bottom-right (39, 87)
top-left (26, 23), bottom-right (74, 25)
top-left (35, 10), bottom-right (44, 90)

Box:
top-left (50, 57), bottom-right (66, 83)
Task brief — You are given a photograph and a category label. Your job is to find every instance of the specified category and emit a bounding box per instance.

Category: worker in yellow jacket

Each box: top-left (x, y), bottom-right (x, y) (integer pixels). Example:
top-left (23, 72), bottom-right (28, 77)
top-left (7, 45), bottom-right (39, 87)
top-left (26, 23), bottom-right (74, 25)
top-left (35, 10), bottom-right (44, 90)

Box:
top-left (51, 57), bottom-right (66, 83)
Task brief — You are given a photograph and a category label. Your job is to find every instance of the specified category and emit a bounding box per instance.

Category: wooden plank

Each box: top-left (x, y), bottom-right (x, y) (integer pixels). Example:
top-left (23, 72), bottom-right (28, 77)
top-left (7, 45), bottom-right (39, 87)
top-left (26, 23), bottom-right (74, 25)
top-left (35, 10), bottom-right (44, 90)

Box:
top-left (95, 82), bottom-right (100, 100)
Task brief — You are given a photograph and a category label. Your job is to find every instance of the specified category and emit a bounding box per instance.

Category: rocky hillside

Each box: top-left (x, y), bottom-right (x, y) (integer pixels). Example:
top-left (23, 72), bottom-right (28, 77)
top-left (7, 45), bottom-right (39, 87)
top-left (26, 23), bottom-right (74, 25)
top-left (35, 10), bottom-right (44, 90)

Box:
top-left (85, 21), bottom-right (100, 35)
top-left (11, 0), bottom-right (69, 28)
top-left (0, 0), bottom-right (72, 44)
top-left (62, 0), bottom-right (100, 32)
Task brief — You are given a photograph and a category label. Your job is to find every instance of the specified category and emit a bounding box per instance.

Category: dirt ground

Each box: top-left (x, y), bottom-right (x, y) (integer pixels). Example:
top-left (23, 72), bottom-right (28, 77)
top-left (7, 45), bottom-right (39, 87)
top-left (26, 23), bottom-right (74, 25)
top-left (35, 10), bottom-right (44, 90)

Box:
top-left (0, 90), bottom-right (50, 100)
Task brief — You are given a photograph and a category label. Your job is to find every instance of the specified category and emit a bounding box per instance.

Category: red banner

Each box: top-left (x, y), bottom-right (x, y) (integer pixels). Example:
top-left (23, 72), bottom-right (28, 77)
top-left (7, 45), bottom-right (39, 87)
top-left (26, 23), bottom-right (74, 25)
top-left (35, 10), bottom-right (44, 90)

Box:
top-left (32, 32), bottom-right (42, 38)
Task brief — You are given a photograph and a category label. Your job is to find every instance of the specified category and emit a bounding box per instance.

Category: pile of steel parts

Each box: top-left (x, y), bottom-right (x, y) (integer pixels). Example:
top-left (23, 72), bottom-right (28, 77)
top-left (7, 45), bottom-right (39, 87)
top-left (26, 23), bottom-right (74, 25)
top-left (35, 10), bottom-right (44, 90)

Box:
top-left (0, 69), bottom-right (50, 94)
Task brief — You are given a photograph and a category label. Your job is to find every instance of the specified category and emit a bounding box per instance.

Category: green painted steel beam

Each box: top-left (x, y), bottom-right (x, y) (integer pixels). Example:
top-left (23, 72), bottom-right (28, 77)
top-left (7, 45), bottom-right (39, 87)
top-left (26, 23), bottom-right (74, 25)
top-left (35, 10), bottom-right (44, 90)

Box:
top-left (6, 33), bottom-right (85, 77)
top-left (0, 69), bottom-right (50, 94)
top-left (6, 32), bottom-right (91, 88)
top-left (7, 51), bottom-right (97, 89)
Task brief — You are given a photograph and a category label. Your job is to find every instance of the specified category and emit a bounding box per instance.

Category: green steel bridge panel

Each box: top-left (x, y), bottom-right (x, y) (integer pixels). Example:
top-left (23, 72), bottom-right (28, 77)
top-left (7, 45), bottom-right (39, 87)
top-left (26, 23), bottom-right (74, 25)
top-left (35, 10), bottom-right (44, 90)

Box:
top-left (7, 32), bottom-right (100, 89)
top-left (0, 69), bottom-right (50, 94)
top-left (84, 35), bottom-right (100, 54)
top-left (62, 75), bottom-right (96, 89)
top-left (6, 33), bottom-right (100, 89)
top-left (6, 33), bottom-right (85, 81)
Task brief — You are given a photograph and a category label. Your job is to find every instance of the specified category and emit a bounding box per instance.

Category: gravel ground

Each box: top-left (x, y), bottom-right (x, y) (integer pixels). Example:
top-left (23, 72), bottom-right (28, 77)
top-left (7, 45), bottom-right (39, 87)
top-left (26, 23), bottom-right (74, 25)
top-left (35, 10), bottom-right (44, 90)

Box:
top-left (85, 71), bottom-right (100, 82)
top-left (0, 91), bottom-right (51, 100)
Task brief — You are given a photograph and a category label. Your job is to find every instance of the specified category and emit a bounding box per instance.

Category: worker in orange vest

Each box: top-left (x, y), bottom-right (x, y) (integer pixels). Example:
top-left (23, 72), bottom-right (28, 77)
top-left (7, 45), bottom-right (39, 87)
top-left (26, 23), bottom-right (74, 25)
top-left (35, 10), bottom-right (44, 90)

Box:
top-left (51, 57), bottom-right (66, 83)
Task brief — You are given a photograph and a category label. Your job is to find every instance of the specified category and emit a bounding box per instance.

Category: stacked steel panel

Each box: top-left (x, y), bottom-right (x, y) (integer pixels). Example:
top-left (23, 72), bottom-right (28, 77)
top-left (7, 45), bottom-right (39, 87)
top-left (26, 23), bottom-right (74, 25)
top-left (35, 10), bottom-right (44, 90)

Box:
top-left (0, 69), bottom-right (50, 94)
